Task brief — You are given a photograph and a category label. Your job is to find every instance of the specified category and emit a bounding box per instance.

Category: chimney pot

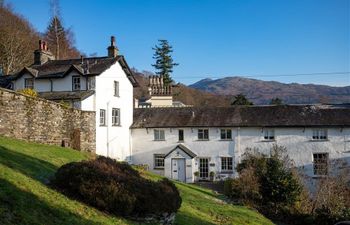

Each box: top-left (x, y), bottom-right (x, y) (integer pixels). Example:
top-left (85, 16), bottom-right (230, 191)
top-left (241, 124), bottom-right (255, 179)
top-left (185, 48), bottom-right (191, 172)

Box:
top-left (107, 35), bottom-right (118, 57)
top-left (39, 40), bottom-right (43, 50)
top-left (111, 36), bottom-right (115, 46)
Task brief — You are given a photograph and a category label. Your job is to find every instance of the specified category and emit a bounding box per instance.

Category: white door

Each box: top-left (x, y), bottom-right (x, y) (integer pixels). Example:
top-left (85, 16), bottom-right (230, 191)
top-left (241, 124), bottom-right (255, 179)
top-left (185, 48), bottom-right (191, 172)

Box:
top-left (172, 158), bottom-right (186, 182)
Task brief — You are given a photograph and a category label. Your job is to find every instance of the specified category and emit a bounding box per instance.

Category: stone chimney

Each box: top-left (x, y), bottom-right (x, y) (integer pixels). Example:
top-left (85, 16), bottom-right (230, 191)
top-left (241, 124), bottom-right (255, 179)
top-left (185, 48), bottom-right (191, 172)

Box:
top-left (107, 36), bottom-right (119, 57)
top-left (34, 40), bottom-right (55, 65)
top-left (146, 75), bottom-right (173, 107)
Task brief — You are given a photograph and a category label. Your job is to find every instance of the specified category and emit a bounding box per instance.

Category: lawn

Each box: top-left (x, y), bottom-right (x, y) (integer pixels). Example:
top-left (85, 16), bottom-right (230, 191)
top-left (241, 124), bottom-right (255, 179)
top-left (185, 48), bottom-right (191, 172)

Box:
top-left (0, 136), bottom-right (273, 225)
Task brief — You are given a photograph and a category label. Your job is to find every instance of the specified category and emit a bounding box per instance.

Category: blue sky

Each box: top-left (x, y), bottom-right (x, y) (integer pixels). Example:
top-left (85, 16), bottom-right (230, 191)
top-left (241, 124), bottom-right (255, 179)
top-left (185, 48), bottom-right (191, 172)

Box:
top-left (7, 0), bottom-right (350, 86)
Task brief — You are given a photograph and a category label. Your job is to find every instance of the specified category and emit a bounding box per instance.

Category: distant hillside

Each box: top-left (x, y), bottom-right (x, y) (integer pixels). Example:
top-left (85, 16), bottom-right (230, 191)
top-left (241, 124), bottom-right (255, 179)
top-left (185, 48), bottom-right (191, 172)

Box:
top-left (133, 72), bottom-right (230, 106)
top-left (190, 77), bottom-right (350, 104)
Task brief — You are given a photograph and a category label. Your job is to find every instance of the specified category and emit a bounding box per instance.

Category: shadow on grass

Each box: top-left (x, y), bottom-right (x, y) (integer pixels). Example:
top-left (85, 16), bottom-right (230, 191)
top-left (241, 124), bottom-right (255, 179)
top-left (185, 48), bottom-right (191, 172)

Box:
top-left (175, 212), bottom-right (216, 225)
top-left (0, 178), bottom-right (100, 225)
top-left (176, 182), bottom-right (218, 198)
top-left (0, 146), bottom-right (57, 183)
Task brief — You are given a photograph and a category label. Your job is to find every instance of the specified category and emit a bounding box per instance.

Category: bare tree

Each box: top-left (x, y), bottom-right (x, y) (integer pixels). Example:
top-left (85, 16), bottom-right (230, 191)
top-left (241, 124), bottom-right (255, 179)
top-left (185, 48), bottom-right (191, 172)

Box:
top-left (0, 6), bottom-right (39, 75)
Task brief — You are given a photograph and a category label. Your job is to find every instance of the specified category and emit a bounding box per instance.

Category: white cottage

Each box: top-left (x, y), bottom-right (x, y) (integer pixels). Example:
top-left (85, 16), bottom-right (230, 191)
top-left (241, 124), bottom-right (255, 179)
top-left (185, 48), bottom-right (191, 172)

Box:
top-left (131, 106), bottom-right (350, 183)
top-left (8, 37), bottom-right (138, 161)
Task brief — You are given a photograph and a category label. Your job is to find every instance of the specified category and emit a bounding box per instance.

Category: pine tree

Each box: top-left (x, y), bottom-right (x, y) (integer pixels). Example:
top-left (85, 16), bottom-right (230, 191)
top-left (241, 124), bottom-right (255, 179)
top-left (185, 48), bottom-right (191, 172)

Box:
top-left (270, 97), bottom-right (283, 105)
top-left (152, 40), bottom-right (178, 85)
top-left (44, 0), bottom-right (79, 59)
top-left (231, 94), bottom-right (253, 105)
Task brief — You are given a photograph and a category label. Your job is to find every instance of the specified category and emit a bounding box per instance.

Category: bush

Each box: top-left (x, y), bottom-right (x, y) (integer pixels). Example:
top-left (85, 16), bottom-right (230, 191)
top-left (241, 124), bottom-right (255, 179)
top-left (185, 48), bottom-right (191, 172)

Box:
top-left (227, 145), bottom-right (302, 216)
top-left (18, 88), bottom-right (37, 97)
top-left (51, 156), bottom-right (182, 216)
top-left (224, 167), bottom-right (261, 206)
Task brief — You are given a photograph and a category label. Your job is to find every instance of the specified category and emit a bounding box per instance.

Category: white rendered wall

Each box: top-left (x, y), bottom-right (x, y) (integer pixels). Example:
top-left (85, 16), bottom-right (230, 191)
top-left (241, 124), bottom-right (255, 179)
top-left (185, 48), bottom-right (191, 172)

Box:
top-left (236, 127), bottom-right (350, 178)
top-left (13, 71), bottom-right (88, 92)
top-left (131, 127), bottom-right (235, 179)
top-left (95, 62), bottom-right (133, 162)
top-left (131, 127), bottom-right (350, 183)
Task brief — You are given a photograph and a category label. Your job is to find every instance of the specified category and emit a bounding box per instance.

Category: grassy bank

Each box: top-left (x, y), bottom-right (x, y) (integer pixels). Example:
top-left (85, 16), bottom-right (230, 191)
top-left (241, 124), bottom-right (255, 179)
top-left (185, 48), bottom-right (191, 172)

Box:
top-left (0, 136), bottom-right (273, 225)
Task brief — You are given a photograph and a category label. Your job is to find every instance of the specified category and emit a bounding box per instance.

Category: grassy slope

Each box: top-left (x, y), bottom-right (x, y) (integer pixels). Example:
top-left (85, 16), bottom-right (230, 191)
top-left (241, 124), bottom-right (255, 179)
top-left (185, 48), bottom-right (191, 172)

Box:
top-left (0, 136), bottom-right (273, 225)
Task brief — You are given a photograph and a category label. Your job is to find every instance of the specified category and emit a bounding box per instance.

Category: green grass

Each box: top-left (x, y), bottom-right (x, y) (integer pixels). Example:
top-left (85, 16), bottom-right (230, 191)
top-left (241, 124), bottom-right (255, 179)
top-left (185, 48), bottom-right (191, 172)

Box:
top-left (0, 136), bottom-right (273, 225)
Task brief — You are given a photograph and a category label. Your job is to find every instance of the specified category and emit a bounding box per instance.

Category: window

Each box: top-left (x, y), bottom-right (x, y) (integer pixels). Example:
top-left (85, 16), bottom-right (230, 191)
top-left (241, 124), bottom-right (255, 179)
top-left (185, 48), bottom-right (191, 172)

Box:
top-left (154, 129), bottom-right (165, 141)
top-left (24, 78), bottom-right (34, 89)
top-left (112, 108), bottom-right (120, 126)
top-left (87, 77), bottom-right (95, 90)
top-left (221, 157), bottom-right (233, 171)
top-left (220, 129), bottom-right (232, 140)
top-left (312, 129), bottom-right (328, 140)
top-left (198, 129), bottom-right (209, 140)
top-left (99, 109), bottom-right (106, 126)
top-left (72, 76), bottom-right (81, 91)
top-left (154, 154), bottom-right (165, 169)
top-left (114, 81), bottom-right (119, 96)
top-left (264, 129), bottom-right (275, 140)
top-left (313, 153), bottom-right (328, 175)
top-left (178, 129), bottom-right (184, 142)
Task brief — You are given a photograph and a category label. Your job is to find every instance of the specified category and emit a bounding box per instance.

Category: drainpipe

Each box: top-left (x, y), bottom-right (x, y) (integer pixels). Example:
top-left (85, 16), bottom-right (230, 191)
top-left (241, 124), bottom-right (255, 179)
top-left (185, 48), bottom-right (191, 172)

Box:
top-left (106, 101), bottom-right (110, 157)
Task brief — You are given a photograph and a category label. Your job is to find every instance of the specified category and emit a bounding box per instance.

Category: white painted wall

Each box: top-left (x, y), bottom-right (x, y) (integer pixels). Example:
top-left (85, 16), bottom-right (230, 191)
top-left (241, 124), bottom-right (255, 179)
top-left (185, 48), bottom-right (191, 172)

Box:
top-left (95, 62), bottom-right (133, 162)
top-left (131, 127), bottom-right (350, 183)
top-left (13, 71), bottom-right (88, 92)
top-left (131, 127), bottom-right (235, 181)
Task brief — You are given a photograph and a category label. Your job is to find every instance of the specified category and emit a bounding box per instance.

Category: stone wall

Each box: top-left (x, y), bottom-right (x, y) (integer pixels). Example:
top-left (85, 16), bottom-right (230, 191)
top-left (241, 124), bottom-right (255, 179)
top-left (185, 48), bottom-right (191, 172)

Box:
top-left (0, 88), bottom-right (96, 152)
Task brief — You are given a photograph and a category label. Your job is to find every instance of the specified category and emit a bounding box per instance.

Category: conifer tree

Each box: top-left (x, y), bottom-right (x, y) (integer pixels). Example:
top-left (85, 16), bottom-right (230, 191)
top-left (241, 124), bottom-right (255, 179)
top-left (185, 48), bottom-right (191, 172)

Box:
top-left (44, 0), bottom-right (79, 59)
top-left (231, 94), bottom-right (253, 105)
top-left (152, 40), bottom-right (178, 85)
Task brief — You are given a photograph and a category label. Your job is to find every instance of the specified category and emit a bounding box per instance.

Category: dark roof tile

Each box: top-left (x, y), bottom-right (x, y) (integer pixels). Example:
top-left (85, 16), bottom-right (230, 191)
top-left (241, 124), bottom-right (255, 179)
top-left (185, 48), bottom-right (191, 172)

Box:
top-left (132, 105), bottom-right (350, 128)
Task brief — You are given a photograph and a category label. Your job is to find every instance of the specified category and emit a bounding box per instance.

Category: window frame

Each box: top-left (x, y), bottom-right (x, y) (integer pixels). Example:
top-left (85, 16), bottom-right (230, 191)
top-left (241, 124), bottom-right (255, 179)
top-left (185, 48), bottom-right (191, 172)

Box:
top-left (220, 129), bottom-right (232, 140)
top-left (112, 108), bottom-right (120, 126)
top-left (263, 129), bottom-right (275, 140)
top-left (72, 76), bottom-right (81, 91)
top-left (312, 129), bottom-right (328, 140)
top-left (24, 78), bottom-right (34, 89)
top-left (313, 153), bottom-right (329, 176)
top-left (114, 81), bottom-right (119, 97)
top-left (221, 157), bottom-right (233, 172)
top-left (154, 129), bottom-right (165, 141)
top-left (154, 154), bottom-right (165, 169)
top-left (99, 109), bottom-right (106, 126)
top-left (198, 128), bottom-right (209, 141)
top-left (178, 129), bottom-right (184, 142)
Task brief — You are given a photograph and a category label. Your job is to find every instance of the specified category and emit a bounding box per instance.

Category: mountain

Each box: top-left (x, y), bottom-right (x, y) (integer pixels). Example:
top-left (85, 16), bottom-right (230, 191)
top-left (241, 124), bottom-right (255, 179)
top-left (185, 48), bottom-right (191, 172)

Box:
top-left (133, 72), bottom-right (230, 106)
top-left (190, 77), bottom-right (350, 105)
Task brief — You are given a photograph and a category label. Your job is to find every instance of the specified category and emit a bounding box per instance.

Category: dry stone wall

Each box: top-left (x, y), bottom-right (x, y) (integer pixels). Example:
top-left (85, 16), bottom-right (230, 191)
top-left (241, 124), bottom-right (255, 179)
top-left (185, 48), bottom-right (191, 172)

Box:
top-left (0, 88), bottom-right (95, 152)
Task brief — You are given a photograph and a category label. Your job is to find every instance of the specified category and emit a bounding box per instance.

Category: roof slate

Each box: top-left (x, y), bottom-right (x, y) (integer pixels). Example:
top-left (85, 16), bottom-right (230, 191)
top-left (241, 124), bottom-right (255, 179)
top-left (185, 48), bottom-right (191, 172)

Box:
top-left (13, 56), bottom-right (138, 87)
top-left (38, 90), bottom-right (95, 100)
top-left (132, 105), bottom-right (350, 128)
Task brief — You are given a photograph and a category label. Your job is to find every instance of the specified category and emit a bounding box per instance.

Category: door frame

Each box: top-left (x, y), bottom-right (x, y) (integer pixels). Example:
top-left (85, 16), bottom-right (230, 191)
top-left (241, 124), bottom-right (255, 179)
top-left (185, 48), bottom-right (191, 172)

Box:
top-left (171, 158), bottom-right (186, 182)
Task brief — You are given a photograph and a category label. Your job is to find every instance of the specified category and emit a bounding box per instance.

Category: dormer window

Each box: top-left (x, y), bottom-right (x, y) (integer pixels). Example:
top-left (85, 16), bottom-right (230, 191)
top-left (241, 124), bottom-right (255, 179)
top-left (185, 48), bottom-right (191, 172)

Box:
top-left (24, 78), bottom-right (34, 89)
top-left (72, 76), bottom-right (80, 91)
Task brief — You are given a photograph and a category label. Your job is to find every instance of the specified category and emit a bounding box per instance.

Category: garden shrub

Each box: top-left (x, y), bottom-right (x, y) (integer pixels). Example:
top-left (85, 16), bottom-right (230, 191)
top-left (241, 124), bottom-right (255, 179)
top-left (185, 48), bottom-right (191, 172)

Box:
top-left (51, 156), bottom-right (181, 217)
top-left (227, 145), bottom-right (302, 215)
top-left (18, 88), bottom-right (37, 97)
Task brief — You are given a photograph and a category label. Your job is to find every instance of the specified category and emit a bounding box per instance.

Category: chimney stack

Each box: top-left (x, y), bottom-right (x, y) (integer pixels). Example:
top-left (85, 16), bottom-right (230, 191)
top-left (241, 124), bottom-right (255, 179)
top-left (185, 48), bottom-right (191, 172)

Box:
top-left (107, 36), bottom-right (119, 58)
top-left (34, 40), bottom-right (55, 65)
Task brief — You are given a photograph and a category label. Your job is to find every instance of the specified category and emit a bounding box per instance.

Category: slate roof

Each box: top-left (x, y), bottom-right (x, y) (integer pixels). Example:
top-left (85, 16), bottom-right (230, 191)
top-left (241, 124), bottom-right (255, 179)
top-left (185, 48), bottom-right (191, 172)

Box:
top-left (38, 90), bottom-right (95, 101)
top-left (132, 105), bottom-right (350, 128)
top-left (165, 144), bottom-right (197, 158)
top-left (13, 56), bottom-right (138, 87)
